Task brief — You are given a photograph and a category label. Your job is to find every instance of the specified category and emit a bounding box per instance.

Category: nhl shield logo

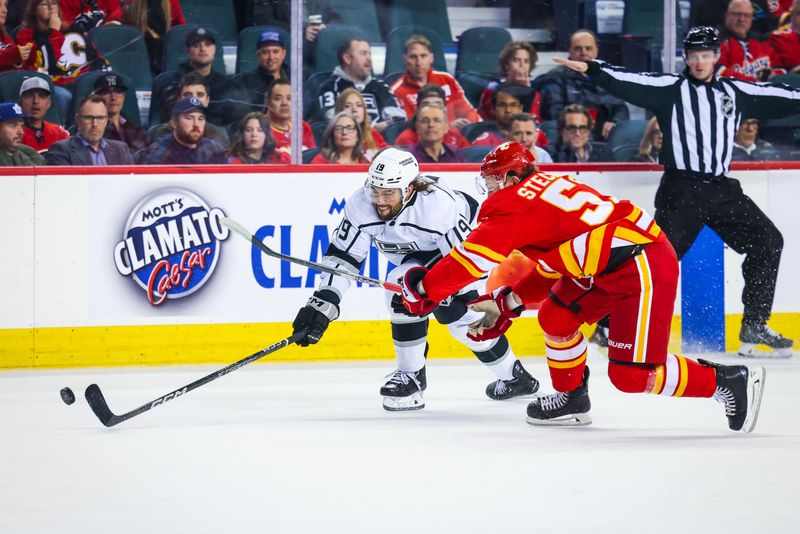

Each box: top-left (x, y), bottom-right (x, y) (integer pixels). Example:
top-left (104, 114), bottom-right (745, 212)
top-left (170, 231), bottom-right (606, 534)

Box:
top-left (721, 95), bottom-right (734, 118)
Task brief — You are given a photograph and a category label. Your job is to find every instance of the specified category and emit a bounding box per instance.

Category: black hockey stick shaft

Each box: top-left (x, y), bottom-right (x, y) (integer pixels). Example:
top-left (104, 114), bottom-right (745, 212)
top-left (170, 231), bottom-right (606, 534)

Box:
top-left (221, 216), bottom-right (402, 293)
top-left (84, 331), bottom-right (306, 428)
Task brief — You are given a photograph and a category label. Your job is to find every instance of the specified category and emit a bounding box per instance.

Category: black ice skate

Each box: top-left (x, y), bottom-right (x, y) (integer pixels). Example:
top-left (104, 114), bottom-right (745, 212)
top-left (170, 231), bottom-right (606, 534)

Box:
top-left (588, 325), bottom-right (609, 348)
top-left (738, 322), bottom-right (794, 359)
top-left (381, 367), bottom-right (427, 411)
top-left (699, 359), bottom-right (766, 433)
top-left (486, 360), bottom-right (540, 400)
top-left (526, 367), bottom-right (592, 426)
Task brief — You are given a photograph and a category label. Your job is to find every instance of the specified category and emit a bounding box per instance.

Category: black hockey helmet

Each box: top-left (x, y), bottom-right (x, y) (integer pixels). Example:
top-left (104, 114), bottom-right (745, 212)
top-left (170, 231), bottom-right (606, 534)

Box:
top-left (683, 26), bottom-right (720, 52)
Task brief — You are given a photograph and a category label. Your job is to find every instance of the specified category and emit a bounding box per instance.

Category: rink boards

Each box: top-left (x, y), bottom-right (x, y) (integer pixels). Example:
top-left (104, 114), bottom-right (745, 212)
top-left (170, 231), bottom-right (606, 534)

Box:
top-left (1, 162), bottom-right (798, 368)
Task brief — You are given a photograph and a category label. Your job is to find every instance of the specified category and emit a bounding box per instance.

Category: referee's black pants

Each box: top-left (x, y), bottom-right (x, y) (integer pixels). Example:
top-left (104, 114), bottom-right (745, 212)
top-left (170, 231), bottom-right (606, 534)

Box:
top-left (653, 169), bottom-right (783, 328)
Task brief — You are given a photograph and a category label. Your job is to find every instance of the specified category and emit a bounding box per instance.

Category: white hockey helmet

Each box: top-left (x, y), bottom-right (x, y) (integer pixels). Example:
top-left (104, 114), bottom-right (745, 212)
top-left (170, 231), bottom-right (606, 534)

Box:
top-left (366, 148), bottom-right (420, 192)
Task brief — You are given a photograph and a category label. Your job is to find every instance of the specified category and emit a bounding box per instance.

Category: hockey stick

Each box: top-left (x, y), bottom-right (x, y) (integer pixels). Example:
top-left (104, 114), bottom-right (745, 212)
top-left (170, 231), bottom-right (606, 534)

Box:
top-left (84, 331), bottom-right (306, 428)
top-left (221, 216), bottom-right (402, 293)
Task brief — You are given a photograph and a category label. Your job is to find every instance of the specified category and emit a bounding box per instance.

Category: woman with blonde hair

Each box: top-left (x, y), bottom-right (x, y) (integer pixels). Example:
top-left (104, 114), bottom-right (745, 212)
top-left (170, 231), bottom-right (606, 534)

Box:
top-left (228, 112), bottom-right (289, 164)
top-left (632, 116), bottom-right (662, 163)
top-left (310, 111), bottom-right (370, 164)
top-left (122, 0), bottom-right (185, 75)
top-left (334, 87), bottom-right (387, 161)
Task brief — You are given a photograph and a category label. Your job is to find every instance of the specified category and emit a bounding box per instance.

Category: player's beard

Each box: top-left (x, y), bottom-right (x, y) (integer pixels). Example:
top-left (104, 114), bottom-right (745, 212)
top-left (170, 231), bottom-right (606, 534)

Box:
top-left (375, 202), bottom-right (402, 221)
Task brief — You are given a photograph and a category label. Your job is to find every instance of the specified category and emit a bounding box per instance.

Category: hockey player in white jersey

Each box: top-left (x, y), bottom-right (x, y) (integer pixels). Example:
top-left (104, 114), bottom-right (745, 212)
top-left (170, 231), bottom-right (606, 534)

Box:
top-left (292, 148), bottom-right (540, 411)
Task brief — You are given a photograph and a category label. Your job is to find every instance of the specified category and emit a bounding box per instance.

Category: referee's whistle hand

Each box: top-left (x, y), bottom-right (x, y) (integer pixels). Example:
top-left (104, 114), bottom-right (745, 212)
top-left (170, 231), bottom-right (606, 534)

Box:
top-left (553, 57), bottom-right (588, 73)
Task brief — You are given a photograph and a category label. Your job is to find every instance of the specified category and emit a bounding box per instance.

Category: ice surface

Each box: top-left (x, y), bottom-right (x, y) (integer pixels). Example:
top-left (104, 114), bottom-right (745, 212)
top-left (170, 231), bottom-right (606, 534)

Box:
top-left (2, 351), bottom-right (798, 533)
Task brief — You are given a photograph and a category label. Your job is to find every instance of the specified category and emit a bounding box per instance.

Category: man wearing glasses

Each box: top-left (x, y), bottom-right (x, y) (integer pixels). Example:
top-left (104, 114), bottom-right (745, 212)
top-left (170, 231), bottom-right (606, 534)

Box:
top-left (549, 103), bottom-right (612, 163)
top-left (718, 0), bottom-right (782, 82)
top-left (45, 95), bottom-right (132, 165)
top-left (92, 74), bottom-right (146, 153)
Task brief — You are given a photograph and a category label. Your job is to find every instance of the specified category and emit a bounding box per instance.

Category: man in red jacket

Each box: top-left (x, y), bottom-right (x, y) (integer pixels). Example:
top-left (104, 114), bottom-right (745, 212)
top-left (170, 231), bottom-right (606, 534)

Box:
top-left (718, 0), bottom-right (783, 81)
top-left (390, 35), bottom-right (480, 130)
top-left (18, 77), bottom-right (68, 153)
top-left (399, 141), bottom-right (767, 433)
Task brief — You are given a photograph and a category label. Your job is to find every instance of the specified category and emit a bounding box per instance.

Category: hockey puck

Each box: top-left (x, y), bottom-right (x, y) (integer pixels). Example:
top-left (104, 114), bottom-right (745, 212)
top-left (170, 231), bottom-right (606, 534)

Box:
top-left (60, 387), bottom-right (75, 405)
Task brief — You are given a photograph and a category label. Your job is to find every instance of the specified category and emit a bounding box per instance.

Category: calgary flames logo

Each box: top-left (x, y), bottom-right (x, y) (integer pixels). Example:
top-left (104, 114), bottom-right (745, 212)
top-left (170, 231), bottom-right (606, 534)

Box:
top-left (114, 188), bottom-right (229, 305)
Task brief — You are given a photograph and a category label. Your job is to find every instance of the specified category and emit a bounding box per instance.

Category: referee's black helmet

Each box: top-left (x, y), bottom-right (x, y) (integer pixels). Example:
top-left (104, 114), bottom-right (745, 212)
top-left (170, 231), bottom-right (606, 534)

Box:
top-left (683, 26), bottom-right (720, 52)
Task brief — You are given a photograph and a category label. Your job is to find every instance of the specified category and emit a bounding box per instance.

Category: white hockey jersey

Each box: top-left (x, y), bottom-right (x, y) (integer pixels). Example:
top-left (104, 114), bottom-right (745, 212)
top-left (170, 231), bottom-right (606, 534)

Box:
top-left (318, 178), bottom-right (479, 299)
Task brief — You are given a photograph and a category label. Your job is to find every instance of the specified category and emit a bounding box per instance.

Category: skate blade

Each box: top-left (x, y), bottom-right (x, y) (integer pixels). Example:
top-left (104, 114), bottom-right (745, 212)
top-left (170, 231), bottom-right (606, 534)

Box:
top-left (383, 392), bottom-right (424, 412)
top-left (738, 343), bottom-right (794, 359)
top-left (742, 367), bottom-right (766, 433)
top-left (525, 412), bottom-right (592, 427)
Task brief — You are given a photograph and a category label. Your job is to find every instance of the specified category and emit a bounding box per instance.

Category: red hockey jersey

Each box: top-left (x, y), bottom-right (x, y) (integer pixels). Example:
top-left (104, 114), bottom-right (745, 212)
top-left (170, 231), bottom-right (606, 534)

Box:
top-left (421, 171), bottom-right (665, 304)
top-left (769, 24), bottom-right (800, 70)
top-left (718, 37), bottom-right (783, 81)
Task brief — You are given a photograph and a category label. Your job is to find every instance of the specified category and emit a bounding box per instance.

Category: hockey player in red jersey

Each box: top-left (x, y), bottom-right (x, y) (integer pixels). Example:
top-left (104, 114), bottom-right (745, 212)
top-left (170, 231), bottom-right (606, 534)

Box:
top-left (399, 141), bottom-right (766, 432)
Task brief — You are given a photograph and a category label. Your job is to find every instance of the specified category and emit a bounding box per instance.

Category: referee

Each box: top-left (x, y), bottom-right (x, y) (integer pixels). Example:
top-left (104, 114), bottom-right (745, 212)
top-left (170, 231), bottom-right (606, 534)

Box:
top-left (554, 26), bottom-right (794, 357)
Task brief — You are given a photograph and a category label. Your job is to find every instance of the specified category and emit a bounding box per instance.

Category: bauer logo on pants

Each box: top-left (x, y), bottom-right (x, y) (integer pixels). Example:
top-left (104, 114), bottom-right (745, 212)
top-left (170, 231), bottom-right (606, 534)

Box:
top-left (113, 187), bottom-right (229, 306)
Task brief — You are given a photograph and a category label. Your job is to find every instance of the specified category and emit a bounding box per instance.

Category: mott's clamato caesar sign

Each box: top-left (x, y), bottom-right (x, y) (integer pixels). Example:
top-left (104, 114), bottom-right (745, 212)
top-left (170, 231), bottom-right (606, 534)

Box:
top-left (113, 188), bottom-right (229, 305)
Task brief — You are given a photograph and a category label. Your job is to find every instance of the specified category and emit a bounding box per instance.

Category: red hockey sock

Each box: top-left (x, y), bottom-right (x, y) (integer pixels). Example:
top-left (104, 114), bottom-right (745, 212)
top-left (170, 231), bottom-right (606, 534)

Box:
top-left (545, 331), bottom-right (587, 392)
top-left (608, 355), bottom-right (716, 397)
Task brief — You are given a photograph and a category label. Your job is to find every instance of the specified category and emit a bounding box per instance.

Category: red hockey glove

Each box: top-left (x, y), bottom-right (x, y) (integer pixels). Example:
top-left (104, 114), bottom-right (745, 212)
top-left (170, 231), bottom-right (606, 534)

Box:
top-left (400, 266), bottom-right (438, 316)
top-left (466, 286), bottom-right (524, 341)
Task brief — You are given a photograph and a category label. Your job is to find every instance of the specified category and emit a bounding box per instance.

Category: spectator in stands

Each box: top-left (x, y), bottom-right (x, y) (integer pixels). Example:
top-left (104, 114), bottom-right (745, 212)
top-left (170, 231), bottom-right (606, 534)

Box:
top-left (310, 111), bottom-right (369, 164)
top-left (390, 35), bottom-right (480, 130)
top-left (394, 83), bottom-right (469, 149)
top-left (548, 103), bottom-right (612, 163)
top-left (59, 0), bottom-right (122, 28)
top-left (718, 0), bottom-right (782, 81)
top-left (409, 103), bottom-right (464, 164)
top-left (631, 116), bottom-right (662, 163)
top-left (121, 0), bottom-right (186, 75)
top-left (267, 78), bottom-right (315, 155)
top-left (314, 37), bottom-right (405, 131)
top-left (731, 118), bottom-right (776, 160)
top-left (227, 111), bottom-right (289, 164)
top-left (539, 29), bottom-right (629, 140)
top-left (16, 0), bottom-right (64, 75)
top-left (1, 0), bottom-right (33, 72)
top-left (0, 101), bottom-right (44, 165)
top-left (508, 112), bottom-right (553, 163)
top-left (770, 0), bottom-right (800, 71)
top-left (334, 87), bottom-right (387, 161)
top-left (472, 83), bottom-right (532, 147)
top-left (92, 73), bottom-right (146, 153)
top-left (229, 30), bottom-right (288, 125)
top-left (45, 95), bottom-right (133, 165)
top-left (151, 26), bottom-right (230, 125)
top-left (18, 76), bottom-right (68, 153)
top-left (135, 96), bottom-right (227, 164)
top-left (149, 72), bottom-right (230, 149)
top-left (479, 41), bottom-right (540, 121)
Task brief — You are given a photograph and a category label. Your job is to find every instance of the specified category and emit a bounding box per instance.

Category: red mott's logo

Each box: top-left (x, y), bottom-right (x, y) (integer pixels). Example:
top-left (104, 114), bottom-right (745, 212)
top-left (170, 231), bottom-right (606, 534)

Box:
top-left (113, 188), bottom-right (229, 305)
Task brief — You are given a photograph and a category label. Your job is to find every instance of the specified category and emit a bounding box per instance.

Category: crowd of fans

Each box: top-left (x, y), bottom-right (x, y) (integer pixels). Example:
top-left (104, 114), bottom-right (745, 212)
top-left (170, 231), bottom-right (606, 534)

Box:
top-left (2, 0), bottom-right (800, 167)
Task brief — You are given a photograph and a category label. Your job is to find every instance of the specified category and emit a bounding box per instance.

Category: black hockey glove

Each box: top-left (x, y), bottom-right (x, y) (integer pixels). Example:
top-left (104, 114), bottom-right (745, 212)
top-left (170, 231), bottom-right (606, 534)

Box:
top-left (72, 11), bottom-right (106, 33)
top-left (292, 290), bottom-right (340, 347)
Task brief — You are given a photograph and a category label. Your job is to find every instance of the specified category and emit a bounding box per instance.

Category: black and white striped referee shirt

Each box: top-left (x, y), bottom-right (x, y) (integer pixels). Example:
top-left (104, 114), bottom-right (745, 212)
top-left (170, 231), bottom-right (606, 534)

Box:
top-left (587, 60), bottom-right (800, 176)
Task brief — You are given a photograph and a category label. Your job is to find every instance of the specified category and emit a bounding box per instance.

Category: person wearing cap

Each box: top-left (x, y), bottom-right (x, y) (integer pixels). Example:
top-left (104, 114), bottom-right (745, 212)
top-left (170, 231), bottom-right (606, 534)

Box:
top-left (389, 35), bottom-right (480, 131)
top-left (228, 29), bottom-right (288, 125)
top-left (45, 94), bottom-right (133, 165)
top-left (92, 73), bottom-right (146, 153)
top-left (121, 0), bottom-right (186, 75)
top-left (554, 26), bottom-right (800, 357)
top-left (148, 72), bottom-right (230, 149)
top-left (538, 29), bottom-right (629, 140)
top-left (0, 101), bottom-right (44, 166)
top-left (471, 82), bottom-right (533, 148)
top-left (134, 96), bottom-right (226, 165)
top-left (150, 26), bottom-right (230, 125)
top-left (18, 76), bottom-right (68, 153)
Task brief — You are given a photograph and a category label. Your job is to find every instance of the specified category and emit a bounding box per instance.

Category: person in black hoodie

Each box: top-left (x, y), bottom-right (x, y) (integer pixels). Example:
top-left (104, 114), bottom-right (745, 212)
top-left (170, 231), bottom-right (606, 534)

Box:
top-left (227, 29), bottom-right (288, 125)
top-left (150, 26), bottom-right (230, 125)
